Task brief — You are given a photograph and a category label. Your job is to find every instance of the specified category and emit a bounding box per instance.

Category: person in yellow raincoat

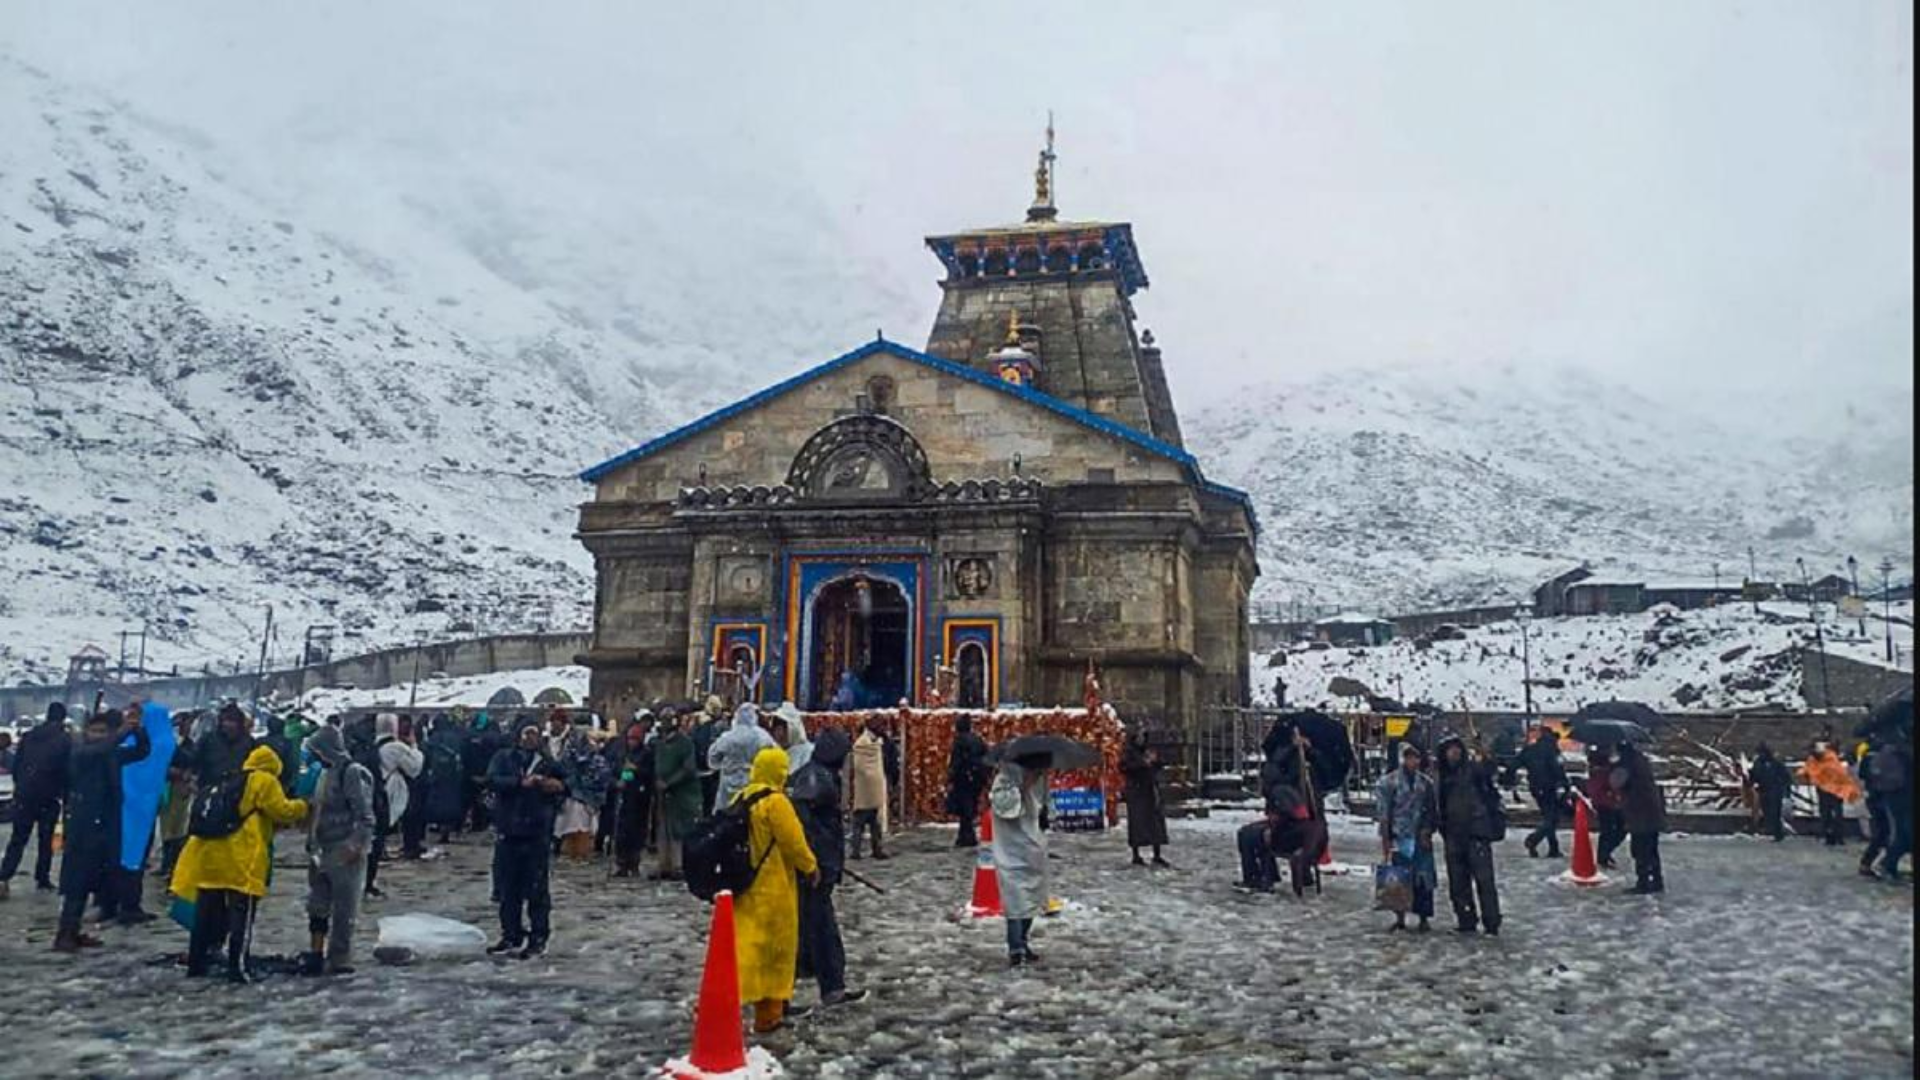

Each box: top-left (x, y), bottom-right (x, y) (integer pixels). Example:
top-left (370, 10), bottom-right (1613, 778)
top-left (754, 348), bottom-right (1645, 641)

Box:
top-left (731, 746), bottom-right (818, 1034)
top-left (171, 744), bottom-right (308, 981)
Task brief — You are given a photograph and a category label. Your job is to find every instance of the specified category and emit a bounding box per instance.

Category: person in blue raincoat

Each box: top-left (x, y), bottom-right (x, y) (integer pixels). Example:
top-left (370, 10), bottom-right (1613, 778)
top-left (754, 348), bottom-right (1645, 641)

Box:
top-left (110, 701), bottom-right (176, 925)
top-left (1375, 742), bottom-right (1438, 932)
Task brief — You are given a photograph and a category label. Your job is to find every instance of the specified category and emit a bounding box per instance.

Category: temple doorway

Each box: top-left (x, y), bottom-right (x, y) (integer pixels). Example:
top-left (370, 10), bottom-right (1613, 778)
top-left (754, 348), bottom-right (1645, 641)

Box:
top-left (806, 575), bottom-right (911, 710)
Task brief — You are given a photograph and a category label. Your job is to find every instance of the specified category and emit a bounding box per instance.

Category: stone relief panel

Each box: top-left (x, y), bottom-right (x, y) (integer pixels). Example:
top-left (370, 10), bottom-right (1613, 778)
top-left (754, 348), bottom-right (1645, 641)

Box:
top-left (947, 555), bottom-right (997, 600)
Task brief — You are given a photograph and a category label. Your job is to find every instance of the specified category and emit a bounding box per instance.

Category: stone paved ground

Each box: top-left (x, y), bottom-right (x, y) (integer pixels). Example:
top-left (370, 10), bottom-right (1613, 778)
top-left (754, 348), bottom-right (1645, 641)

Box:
top-left (0, 813), bottom-right (1910, 1078)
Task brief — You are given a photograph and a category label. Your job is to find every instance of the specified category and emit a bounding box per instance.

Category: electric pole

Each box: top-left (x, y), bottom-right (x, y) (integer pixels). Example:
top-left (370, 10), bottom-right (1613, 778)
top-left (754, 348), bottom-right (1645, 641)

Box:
top-left (1748, 544), bottom-right (1761, 613)
top-left (1882, 557), bottom-right (1897, 664)
top-left (1798, 558), bottom-right (1832, 709)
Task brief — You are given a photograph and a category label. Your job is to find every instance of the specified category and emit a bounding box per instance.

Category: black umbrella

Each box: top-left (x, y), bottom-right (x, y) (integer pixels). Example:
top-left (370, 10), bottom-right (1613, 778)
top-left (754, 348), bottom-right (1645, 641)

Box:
top-left (1570, 701), bottom-right (1666, 729)
top-left (1855, 686), bottom-right (1913, 740)
top-left (994, 733), bottom-right (1102, 772)
top-left (1282, 710), bottom-right (1354, 793)
top-left (1569, 718), bottom-right (1652, 747)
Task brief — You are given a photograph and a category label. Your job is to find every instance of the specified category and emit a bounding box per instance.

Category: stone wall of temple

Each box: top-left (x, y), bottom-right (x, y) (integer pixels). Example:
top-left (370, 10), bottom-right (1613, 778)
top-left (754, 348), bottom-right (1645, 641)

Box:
top-left (924, 276), bottom-right (1159, 438)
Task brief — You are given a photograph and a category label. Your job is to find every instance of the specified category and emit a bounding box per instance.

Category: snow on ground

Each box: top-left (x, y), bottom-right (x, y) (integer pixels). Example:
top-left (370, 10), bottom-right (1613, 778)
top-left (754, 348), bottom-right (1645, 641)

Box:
top-left (0, 816), bottom-right (1908, 1077)
top-left (292, 665), bottom-right (590, 717)
top-left (1265, 601), bottom-right (1914, 713)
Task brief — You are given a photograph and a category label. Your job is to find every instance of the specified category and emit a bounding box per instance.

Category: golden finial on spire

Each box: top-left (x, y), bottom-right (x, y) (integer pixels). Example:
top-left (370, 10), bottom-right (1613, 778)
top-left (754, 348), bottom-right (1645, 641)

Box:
top-left (1027, 111), bottom-right (1058, 222)
top-left (1005, 309), bottom-right (1023, 346)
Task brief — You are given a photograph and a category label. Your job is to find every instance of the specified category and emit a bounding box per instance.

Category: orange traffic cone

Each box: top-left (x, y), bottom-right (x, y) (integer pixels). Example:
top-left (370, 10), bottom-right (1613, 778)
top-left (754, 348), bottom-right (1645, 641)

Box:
top-left (965, 805), bottom-right (1003, 918)
top-left (1564, 798), bottom-right (1607, 887)
top-left (664, 891), bottom-right (747, 1078)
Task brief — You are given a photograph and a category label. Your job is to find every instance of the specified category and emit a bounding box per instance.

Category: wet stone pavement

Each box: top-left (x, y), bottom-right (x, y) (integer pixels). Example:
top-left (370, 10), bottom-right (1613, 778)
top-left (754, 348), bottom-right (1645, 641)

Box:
top-left (0, 813), bottom-right (1910, 1078)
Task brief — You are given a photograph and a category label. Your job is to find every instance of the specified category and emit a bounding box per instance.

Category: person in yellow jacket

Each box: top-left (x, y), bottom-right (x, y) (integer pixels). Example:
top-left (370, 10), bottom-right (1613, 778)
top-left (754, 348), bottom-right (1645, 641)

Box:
top-left (171, 744), bottom-right (308, 981)
top-left (731, 746), bottom-right (818, 1034)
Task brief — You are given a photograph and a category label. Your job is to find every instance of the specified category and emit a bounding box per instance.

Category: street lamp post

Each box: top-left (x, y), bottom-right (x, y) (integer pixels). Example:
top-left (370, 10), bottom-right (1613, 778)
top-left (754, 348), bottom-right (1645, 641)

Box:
top-left (1516, 606), bottom-right (1534, 719)
top-left (1848, 555), bottom-right (1866, 636)
top-left (1798, 558), bottom-right (1832, 709)
top-left (1748, 544), bottom-right (1761, 614)
top-left (1882, 557), bottom-right (1897, 664)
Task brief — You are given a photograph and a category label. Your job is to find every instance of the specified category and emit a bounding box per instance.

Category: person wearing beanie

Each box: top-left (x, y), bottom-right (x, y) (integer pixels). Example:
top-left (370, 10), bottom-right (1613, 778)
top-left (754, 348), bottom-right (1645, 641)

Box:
top-left (55, 709), bottom-right (150, 952)
top-left (193, 703), bottom-right (255, 789)
top-left (0, 702), bottom-right (74, 899)
top-left (301, 725), bottom-right (375, 975)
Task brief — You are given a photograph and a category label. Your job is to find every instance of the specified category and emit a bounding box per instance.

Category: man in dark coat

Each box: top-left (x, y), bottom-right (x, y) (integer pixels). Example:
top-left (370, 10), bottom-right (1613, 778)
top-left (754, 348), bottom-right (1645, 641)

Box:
top-left (1747, 744), bottom-right (1792, 842)
top-left (1236, 721), bottom-right (1324, 896)
top-left (692, 699), bottom-right (725, 817)
top-left (485, 723), bottom-right (566, 958)
top-left (0, 703), bottom-right (73, 898)
top-left (1612, 741), bottom-right (1666, 894)
top-left (1517, 727), bottom-right (1568, 859)
top-left (462, 712), bottom-right (508, 832)
top-left (423, 715), bottom-right (469, 843)
top-left (260, 714), bottom-right (297, 796)
top-left (1857, 734), bottom-right (1911, 881)
top-left (945, 717), bottom-right (990, 847)
top-left (790, 727), bottom-right (866, 1007)
top-left (653, 708), bottom-right (701, 880)
top-left (1120, 727), bottom-right (1170, 867)
top-left (54, 710), bottom-right (150, 951)
top-left (194, 704), bottom-right (255, 789)
top-left (1435, 736), bottom-right (1503, 935)
top-left (612, 715), bottom-right (656, 877)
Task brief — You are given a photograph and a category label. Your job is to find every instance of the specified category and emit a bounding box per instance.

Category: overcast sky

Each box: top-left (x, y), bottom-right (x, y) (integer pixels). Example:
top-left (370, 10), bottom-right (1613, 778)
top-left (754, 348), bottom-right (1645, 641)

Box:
top-left (8, 1), bottom-right (1912, 410)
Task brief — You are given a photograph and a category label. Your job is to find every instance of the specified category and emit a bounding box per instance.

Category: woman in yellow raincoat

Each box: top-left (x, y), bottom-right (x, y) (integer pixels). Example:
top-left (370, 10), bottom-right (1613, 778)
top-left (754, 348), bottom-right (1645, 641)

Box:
top-left (732, 746), bottom-right (818, 1033)
top-left (171, 744), bottom-right (308, 980)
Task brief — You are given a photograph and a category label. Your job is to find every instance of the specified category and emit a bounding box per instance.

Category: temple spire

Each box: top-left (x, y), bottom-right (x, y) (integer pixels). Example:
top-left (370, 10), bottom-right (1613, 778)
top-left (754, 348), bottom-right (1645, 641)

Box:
top-left (1027, 111), bottom-right (1058, 223)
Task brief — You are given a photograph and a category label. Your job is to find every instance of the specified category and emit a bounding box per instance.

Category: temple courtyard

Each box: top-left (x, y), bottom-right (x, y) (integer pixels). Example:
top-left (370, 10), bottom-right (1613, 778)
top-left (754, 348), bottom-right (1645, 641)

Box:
top-left (0, 814), bottom-right (1910, 1078)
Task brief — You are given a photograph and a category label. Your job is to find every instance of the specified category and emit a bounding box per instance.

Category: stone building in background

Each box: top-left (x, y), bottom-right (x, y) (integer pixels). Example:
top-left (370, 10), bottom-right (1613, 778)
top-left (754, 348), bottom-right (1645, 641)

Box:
top-left (574, 132), bottom-right (1257, 732)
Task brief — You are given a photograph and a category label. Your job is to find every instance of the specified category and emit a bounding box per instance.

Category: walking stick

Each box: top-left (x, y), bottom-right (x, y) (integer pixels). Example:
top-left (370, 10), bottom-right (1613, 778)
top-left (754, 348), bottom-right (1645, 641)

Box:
top-left (841, 866), bottom-right (888, 895)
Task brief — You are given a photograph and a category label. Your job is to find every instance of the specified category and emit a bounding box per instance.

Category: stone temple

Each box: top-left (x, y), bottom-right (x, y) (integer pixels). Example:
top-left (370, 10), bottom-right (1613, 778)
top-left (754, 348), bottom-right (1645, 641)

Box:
top-left (575, 135), bottom-right (1257, 732)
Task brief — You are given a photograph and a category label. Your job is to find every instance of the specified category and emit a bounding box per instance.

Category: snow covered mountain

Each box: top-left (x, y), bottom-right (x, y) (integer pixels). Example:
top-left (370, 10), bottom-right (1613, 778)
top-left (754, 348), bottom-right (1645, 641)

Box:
top-left (1, 51), bottom-right (1910, 687)
top-left (0, 56), bottom-right (915, 684)
top-left (1186, 363), bottom-right (1913, 612)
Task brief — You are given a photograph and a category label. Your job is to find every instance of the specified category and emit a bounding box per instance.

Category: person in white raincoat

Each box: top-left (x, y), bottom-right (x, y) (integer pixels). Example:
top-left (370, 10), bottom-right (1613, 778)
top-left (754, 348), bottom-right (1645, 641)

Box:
top-left (708, 703), bottom-right (774, 811)
top-left (772, 702), bottom-right (813, 777)
top-left (990, 756), bottom-right (1050, 966)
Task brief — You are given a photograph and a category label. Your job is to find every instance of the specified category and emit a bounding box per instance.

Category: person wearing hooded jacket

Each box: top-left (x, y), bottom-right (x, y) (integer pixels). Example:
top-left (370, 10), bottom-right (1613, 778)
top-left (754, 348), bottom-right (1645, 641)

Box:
top-left (1434, 736), bottom-right (1503, 935)
top-left (733, 746), bottom-right (820, 1034)
top-left (709, 703), bottom-right (775, 812)
top-left (612, 714), bottom-right (656, 877)
top-left (0, 703), bottom-right (73, 899)
top-left (1120, 726), bottom-right (1171, 868)
top-left (991, 755), bottom-right (1050, 965)
top-left (366, 713), bottom-right (423, 892)
top-left (848, 718), bottom-right (890, 860)
top-left (789, 727), bottom-right (866, 1007)
top-left (53, 710), bottom-right (150, 951)
top-left (653, 708), bottom-right (701, 879)
top-left (171, 744), bottom-right (308, 979)
top-left (463, 711), bottom-right (508, 833)
top-left (1611, 740), bottom-right (1667, 894)
top-left (1517, 727), bottom-right (1568, 859)
top-left (1748, 744), bottom-right (1793, 842)
top-left (946, 716), bottom-right (991, 847)
top-left (302, 724), bottom-right (375, 975)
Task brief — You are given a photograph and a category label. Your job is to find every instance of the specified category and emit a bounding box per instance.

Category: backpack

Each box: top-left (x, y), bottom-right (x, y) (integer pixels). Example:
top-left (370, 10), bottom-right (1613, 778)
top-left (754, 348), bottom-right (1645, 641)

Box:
top-left (313, 763), bottom-right (369, 847)
top-left (188, 772), bottom-right (251, 839)
top-left (1868, 746), bottom-right (1909, 795)
top-left (684, 789), bottom-right (774, 902)
top-left (989, 770), bottom-right (1025, 820)
top-left (358, 739), bottom-right (392, 830)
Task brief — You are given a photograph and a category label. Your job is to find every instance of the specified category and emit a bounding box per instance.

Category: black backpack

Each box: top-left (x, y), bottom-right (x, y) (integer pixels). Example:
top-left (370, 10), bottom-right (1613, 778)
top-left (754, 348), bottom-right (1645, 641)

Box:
top-left (684, 789), bottom-right (774, 902)
top-left (360, 738), bottom-right (393, 829)
top-left (1868, 746), bottom-right (1909, 795)
top-left (189, 772), bottom-right (251, 839)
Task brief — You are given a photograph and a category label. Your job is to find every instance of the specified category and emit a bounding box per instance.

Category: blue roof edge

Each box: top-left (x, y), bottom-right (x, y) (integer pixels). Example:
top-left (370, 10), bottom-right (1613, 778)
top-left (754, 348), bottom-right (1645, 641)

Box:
top-left (578, 336), bottom-right (1259, 534)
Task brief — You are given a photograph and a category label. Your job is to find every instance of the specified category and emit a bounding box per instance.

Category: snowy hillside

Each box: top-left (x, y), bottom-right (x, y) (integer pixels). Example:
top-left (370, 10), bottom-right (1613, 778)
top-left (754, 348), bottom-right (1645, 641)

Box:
top-left (1187, 363), bottom-right (1914, 612)
top-left (1262, 601), bottom-right (1914, 714)
top-left (0, 56), bottom-right (913, 684)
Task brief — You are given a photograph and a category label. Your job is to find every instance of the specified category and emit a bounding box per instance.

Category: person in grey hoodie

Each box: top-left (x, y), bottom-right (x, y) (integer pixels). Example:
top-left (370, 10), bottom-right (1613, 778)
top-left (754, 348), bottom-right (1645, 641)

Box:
top-left (708, 703), bottom-right (774, 811)
top-left (303, 725), bottom-right (376, 975)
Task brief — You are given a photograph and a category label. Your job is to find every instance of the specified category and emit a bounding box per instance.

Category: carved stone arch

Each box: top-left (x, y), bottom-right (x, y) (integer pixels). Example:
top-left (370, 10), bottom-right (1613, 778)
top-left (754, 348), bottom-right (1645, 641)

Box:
top-left (787, 415), bottom-right (933, 501)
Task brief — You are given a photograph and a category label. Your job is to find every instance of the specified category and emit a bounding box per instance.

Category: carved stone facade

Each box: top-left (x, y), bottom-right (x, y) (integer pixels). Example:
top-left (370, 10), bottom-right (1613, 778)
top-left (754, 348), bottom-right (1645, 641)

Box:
top-left (576, 195), bottom-right (1256, 735)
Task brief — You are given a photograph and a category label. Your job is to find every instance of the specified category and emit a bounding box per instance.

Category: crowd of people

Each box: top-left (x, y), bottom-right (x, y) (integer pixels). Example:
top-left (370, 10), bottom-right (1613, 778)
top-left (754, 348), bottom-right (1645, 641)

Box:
top-left (0, 689), bottom-right (1908, 1048)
